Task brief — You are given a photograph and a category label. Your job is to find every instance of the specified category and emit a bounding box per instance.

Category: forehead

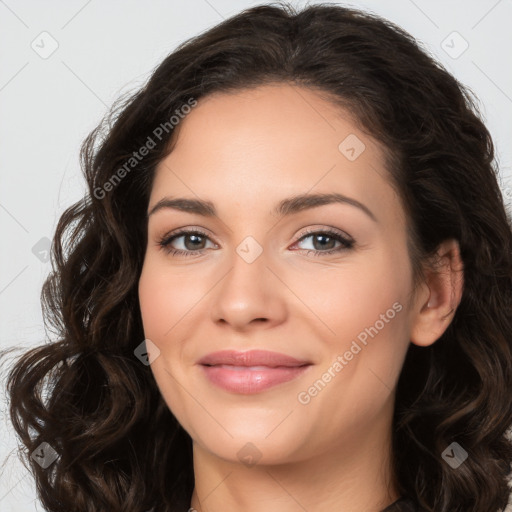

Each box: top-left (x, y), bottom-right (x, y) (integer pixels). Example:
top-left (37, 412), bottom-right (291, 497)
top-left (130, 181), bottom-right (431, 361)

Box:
top-left (149, 83), bottom-right (402, 226)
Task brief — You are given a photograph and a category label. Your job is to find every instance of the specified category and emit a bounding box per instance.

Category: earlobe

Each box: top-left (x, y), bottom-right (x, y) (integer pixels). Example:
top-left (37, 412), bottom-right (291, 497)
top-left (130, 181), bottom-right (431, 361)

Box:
top-left (410, 239), bottom-right (464, 347)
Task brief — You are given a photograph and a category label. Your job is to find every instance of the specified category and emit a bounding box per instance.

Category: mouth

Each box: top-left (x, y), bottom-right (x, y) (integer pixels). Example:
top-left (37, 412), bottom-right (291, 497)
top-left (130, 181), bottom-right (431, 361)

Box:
top-left (197, 349), bottom-right (312, 394)
top-left (197, 349), bottom-right (311, 367)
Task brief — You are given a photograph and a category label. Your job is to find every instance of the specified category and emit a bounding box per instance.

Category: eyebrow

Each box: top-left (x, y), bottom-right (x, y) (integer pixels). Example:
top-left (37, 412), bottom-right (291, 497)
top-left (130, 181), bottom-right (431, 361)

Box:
top-left (147, 192), bottom-right (377, 222)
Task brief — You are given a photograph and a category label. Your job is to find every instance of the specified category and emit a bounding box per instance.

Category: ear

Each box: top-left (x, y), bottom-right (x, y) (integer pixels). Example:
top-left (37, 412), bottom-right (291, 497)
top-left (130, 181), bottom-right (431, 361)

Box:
top-left (410, 239), bottom-right (464, 347)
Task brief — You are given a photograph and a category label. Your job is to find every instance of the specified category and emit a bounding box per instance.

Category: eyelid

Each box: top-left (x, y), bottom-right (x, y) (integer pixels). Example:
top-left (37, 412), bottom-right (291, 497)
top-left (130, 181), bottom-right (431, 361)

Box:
top-left (159, 226), bottom-right (218, 248)
top-left (293, 226), bottom-right (354, 245)
top-left (157, 224), bottom-right (355, 258)
top-left (159, 225), bottom-right (353, 246)
top-left (160, 226), bottom-right (216, 241)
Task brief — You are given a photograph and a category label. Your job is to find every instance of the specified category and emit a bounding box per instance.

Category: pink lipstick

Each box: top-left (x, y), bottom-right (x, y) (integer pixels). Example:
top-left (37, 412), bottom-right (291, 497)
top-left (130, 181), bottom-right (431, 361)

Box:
top-left (197, 349), bottom-right (312, 394)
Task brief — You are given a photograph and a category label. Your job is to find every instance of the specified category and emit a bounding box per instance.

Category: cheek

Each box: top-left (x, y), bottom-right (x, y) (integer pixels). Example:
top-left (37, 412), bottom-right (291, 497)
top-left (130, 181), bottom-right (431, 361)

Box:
top-left (138, 263), bottom-right (197, 429)
top-left (291, 253), bottom-right (406, 346)
top-left (300, 249), bottom-right (411, 391)
top-left (273, 276), bottom-right (408, 451)
top-left (138, 260), bottom-right (203, 340)
top-left (138, 267), bottom-right (169, 338)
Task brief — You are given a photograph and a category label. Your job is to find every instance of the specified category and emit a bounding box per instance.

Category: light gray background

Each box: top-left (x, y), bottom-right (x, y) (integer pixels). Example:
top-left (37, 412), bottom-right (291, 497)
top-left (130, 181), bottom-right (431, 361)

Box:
top-left (1, 1), bottom-right (511, 510)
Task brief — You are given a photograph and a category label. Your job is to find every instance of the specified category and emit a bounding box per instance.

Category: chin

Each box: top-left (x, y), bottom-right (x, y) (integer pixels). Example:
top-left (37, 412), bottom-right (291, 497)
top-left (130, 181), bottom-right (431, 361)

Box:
top-left (188, 417), bottom-right (311, 467)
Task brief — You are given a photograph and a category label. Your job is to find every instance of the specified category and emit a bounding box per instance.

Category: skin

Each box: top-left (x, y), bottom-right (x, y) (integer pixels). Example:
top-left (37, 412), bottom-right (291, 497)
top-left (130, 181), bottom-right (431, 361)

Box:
top-left (138, 83), bottom-right (464, 512)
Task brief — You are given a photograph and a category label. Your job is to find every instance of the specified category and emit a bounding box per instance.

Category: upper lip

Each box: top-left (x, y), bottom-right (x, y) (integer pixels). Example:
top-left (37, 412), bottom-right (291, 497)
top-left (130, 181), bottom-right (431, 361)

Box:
top-left (197, 349), bottom-right (311, 368)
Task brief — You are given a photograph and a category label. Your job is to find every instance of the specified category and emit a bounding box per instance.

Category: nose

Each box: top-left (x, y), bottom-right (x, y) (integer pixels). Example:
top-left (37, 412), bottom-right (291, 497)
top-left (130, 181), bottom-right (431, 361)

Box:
top-left (210, 242), bottom-right (287, 331)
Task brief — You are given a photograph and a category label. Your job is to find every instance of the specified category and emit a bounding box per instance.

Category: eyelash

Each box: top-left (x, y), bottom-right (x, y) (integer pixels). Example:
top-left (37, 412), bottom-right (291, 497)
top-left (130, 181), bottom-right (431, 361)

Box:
top-left (157, 227), bottom-right (355, 257)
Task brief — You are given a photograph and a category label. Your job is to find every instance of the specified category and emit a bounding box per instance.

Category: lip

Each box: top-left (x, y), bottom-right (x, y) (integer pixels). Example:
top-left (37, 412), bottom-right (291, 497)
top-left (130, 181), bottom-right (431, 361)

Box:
top-left (197, 349), bottom-right (312, 394)
top-left (198, 349), bottom-right (311, 367)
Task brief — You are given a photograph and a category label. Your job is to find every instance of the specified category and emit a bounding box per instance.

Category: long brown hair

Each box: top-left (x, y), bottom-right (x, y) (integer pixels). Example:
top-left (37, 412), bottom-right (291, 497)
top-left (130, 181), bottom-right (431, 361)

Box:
top-left (2, 2), bottom-right (512, 511)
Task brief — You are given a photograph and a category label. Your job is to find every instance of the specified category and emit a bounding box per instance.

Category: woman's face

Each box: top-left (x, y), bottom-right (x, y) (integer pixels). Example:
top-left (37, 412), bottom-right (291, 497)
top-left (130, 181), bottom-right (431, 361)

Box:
top-left (138, 83), bottom-right (418, 466)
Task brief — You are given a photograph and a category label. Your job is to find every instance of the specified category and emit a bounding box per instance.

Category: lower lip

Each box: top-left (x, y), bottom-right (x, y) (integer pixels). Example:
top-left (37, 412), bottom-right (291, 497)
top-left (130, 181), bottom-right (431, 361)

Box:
top-left (200, 364), bottom-right (312, 394)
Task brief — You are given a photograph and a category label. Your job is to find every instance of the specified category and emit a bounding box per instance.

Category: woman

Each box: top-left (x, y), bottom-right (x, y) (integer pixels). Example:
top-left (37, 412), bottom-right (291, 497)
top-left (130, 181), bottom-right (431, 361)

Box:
top-left (3, 2), bottom-right (512, 511)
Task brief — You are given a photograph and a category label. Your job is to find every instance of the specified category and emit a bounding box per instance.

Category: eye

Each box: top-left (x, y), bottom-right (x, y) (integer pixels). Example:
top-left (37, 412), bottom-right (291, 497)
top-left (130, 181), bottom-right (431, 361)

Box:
top-left (158, 229), bottom-right (216, 257)
top-left (292, 228), bottom-right (354, 256)
top-left (157, 227), bottom-right (355, 257)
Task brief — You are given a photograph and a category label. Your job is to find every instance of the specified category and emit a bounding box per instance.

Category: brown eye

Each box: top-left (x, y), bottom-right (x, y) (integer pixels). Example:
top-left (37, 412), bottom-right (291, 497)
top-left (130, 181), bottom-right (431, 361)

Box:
top-left (159, 229), bottom-right (215, 256)
top-left (293, 229), bottom-right (354, 256)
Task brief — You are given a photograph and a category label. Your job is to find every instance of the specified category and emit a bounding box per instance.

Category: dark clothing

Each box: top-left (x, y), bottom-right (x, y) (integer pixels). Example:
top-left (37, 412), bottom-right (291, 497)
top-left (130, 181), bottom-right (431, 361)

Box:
top-left (381, 495), bottom-right (421, 511)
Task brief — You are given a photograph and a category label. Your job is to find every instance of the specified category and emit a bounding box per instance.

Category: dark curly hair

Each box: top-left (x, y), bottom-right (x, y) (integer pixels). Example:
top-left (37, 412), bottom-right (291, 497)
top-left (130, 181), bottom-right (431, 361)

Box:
top-left (2, 2), bottom-right (512, 511)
